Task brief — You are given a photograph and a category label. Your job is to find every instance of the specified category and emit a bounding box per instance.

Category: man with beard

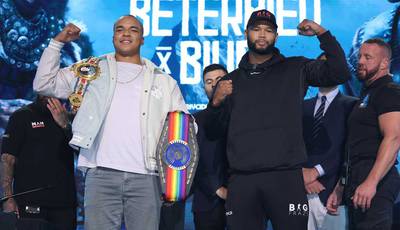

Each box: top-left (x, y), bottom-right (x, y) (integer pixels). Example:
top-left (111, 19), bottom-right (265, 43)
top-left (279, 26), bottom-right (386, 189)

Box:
top-left (205, 9), bottom-right (350, 230)
top-left (327, 39), bottom-right (400, 230)
top-left (33, 15), bottom-right (188, 230)
top-left (1, 95), bottom-right (76, 229)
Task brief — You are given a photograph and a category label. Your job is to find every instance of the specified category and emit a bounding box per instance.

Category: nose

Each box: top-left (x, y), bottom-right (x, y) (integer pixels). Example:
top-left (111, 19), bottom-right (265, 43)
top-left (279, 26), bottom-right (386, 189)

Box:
top-left (122, 29), bottom-right (131, 36)
top-left (211, 81), bottom-right (217, 89)
top-left (358, 56), bottom-right (365, 65)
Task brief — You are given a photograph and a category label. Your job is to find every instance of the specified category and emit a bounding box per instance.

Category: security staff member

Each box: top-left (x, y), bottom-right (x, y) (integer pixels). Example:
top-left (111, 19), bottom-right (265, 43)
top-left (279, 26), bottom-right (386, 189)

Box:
top-left (1, 95), bottom-right (76, 229)
top-left (327, 38), bottom-right (400, 229)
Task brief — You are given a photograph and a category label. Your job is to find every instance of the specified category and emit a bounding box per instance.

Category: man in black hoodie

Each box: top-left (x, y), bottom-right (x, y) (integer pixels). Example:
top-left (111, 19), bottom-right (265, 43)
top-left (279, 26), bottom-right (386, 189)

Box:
top-left (205, 9), bottom-right (350, 230)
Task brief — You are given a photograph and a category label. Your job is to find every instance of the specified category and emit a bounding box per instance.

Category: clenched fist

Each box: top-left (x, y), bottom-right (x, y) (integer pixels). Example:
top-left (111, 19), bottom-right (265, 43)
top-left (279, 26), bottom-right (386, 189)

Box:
top-left (297, 19), bottom-right (327, 36)
top-left (54, 23), bottom-right (81, 43)
top-left (212, 80), bottom-right (233, 107)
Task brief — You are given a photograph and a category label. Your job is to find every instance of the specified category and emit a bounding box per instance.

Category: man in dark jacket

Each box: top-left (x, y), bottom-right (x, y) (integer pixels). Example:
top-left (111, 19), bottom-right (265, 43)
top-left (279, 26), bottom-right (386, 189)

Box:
top-left (303, 84), bottom-right (357, 230)
top-left (205, 9), bottom-right (350, 230)
top-left (192, 64), bottom-right (229, 230)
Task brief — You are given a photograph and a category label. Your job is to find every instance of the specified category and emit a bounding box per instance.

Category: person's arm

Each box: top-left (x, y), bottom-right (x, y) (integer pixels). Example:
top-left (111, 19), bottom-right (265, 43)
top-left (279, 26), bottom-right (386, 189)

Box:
top-left (326, 181), bottom-right (344, 215)
top-left (169, 81), bottom-right (189, 114)
top-left (204, 77), bottom-right (233, 140)
top-left (194, 115), bottom-right (226, 198)
top-left (33, 24), bottom-right (81, 99)
top-left (1, 153), bottom-right (18, 216)
top-left (352, 111), bottom-right (400, 210)
top-left (46, 98), bottom-right (73, 141)
top-left (298, 20), bottom-right (350, 87)
top-left (1, 112), bottom-right (26, 216)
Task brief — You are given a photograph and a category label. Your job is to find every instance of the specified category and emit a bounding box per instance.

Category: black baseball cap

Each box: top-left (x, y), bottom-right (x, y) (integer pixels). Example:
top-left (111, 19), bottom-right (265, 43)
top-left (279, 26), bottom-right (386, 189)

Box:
top-left (247, 9), bottom-right (278, 30)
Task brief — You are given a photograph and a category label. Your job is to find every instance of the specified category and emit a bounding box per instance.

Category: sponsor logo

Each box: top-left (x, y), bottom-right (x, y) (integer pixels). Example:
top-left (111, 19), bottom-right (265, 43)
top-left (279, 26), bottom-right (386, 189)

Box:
top-left (187, 103), bottom-right (207, 111)
top-left (151, 86), bottom-right (163, 99)
top-left (289, 203), bottom-right (308, 216)
top-left (31, 121), bottom-right (45, 128)
top-left (225, 210), bottom-right (233, 216)
top-left (249, 71), bottom-right (261, 75)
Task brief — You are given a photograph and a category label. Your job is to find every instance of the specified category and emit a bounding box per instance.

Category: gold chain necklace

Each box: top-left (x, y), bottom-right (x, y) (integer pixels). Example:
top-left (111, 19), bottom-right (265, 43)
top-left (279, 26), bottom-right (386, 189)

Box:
top-left (116, 65), bottom-right (144, 84)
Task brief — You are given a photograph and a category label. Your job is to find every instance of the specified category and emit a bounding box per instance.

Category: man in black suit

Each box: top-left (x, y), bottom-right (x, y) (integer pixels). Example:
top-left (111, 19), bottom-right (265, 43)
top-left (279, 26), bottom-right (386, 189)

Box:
top-left (303, 77), bottom-right (358, 229)
top-left (192, 64), bottom-right (229, 230)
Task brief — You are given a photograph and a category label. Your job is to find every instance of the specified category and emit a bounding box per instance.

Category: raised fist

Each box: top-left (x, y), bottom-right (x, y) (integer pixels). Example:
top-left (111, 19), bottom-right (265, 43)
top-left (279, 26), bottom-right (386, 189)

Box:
top-left (297, 19), bottom-right (327, 36)
top-left (54, 23), bottom-right (81, 43)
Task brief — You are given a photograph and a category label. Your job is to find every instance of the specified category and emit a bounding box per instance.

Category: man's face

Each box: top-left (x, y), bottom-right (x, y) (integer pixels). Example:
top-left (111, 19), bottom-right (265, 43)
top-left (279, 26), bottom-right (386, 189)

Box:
top-left (113, 16), bottom-right (144, 57)
top-left (204, 69), bottom-right (227, 99)
top-left (246, 22), bottom-right (278, 55)
top-left (357, 43), bottom-right (387, 82)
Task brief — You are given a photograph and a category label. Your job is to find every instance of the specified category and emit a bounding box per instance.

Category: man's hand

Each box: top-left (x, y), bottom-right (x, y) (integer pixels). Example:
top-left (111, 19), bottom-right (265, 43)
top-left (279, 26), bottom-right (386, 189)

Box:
top-left (216, 186), bottom-right (227, 200)
top-left (54, 23), bottom-right (81, 43)
top-left (212, 80), bottom-right (233, 107)
top-left (302, 167), bottom-right (320, 185)
top-left (297, 19), bottom-right (327, 36)
top-left (3, 198), bottom-right (19, 218)
top-left (46, 98), bottom-right (69, 129)
top-left (326, 183), bottom-right (344, 215)
top-left (352, 180), bottom-right (377, 211)
top-left (305, 180), bottom-right (325, 194)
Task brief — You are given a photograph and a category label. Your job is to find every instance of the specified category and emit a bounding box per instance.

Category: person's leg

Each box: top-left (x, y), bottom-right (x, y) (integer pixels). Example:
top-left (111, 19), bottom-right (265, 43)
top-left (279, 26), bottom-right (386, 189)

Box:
top-left (159, 201), bottom-right (186, 230)
top-left (321, 205), bottom-right (348, 230)
top-left (123, 173), bottom-right (162, 230)
top-left (46, 206), bottom-right (77, 230)
top-left (225, 174), bottom-right (266, 230)
top-left (193, 202), bottom-right (226, 230)
top-left (84, 167), bottom-right (124, 230)
top-left (307, 194), bottom-right (327, 230)
top-left (348, 166), bottom-right (400, 230)
top-left (265, 169), bottom-right (308, 230)
top-left (349, 195), bottom-right (395, 230)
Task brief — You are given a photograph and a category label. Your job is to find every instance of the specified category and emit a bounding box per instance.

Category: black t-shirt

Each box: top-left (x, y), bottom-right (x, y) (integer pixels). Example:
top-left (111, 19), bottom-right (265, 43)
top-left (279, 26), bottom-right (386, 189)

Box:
top-left (347, 75), bottom-right (400, 163)
top-left (1, 103), bottom-right (76, 207)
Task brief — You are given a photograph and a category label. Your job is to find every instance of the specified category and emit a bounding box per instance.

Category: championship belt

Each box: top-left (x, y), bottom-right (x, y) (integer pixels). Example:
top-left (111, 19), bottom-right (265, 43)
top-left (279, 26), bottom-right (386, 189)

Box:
top-left (68, 57), bottom-right (101, 113)
top-left (156, 111), bottom-right (198, 202)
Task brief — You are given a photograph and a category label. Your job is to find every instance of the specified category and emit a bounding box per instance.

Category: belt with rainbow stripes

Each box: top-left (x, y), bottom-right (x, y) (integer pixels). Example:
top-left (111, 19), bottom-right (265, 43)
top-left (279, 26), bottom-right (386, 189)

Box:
top-left (156, 111), bottom-right (198, 202)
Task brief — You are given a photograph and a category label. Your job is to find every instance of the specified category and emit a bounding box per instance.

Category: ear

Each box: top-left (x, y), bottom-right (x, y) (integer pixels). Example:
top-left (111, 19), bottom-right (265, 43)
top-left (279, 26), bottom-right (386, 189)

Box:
top-left (274, 32), bottom-right (279, 43)
top-left (380, 57), bottom-right (390, 70)
top-left (141, 36), bottom-right (144, 45)
top-left (244, 29), bottom-right (248, 40)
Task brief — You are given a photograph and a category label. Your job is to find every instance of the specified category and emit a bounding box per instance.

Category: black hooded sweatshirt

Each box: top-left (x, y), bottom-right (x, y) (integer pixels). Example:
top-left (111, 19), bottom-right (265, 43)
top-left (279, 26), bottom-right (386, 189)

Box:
top-left (205, 31), bottom-right (350, 173)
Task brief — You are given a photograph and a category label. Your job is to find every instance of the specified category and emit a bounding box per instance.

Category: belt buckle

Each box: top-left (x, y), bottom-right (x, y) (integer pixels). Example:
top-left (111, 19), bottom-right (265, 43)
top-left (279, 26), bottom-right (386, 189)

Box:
top-left (25, 206), bottom-right (40, 214)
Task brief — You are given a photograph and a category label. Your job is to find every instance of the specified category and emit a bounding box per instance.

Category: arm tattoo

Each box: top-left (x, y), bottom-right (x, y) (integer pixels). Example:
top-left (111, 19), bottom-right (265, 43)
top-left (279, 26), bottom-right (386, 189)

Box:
top-left (1, 153), bottom-right (16, 197)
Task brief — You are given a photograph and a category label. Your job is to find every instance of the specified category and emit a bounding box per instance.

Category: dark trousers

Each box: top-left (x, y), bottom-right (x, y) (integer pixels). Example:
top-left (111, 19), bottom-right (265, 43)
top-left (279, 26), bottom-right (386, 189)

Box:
top-left (159, 201), bottom-right (186, 230)
top-left (346, 162), bottom-right (400, 230)
top-left (225, 169), bottom-right (308, 230)
top-left (18, 205), bottom-right (76, 230)
top-left (193, 202), bottom-right (226, 230)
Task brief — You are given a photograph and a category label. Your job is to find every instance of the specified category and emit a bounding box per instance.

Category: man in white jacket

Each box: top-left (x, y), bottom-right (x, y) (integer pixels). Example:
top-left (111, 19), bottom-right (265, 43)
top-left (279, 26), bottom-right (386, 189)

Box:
top-left (33, 15), bottom-right (189, 230)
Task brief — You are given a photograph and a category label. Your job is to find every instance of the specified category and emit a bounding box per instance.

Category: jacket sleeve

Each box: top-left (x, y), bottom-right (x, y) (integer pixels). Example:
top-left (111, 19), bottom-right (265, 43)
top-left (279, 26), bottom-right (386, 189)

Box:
top-left (33, 39), bottom-right (76, 99)
top-left (169, 81), bottom-right (189, 114)
top-left (321, 98), bottom-right (358, 178)
top-left (204, 79), bottom-right (232, 141)
top-left (194, 116), bottom-right (224, 197)
top-left (303, 31), bottom-right (351, 87)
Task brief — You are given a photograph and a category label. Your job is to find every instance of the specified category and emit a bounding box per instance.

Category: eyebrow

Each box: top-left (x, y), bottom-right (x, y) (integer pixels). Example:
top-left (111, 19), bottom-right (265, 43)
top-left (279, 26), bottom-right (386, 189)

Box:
top-left (115, 25), bottom-right (141, 30)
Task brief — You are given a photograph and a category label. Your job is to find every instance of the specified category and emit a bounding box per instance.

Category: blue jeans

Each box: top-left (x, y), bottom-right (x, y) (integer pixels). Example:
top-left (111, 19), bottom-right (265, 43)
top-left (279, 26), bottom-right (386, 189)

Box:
top-left (84, 167), bottom-right (162, 230)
